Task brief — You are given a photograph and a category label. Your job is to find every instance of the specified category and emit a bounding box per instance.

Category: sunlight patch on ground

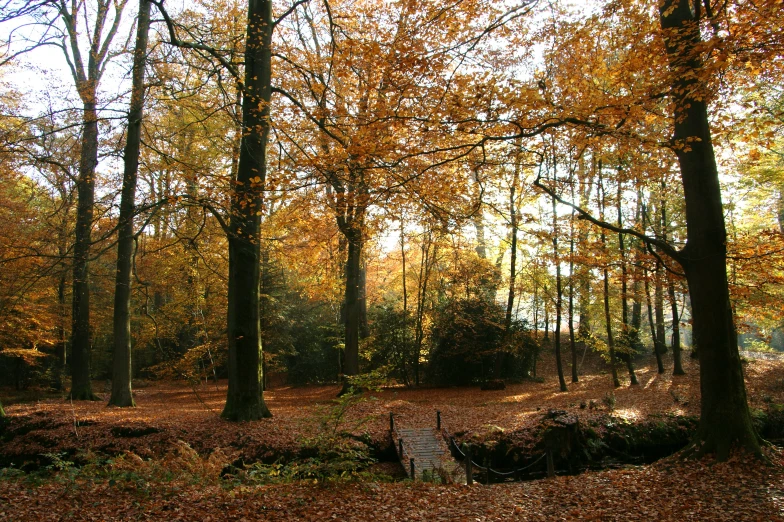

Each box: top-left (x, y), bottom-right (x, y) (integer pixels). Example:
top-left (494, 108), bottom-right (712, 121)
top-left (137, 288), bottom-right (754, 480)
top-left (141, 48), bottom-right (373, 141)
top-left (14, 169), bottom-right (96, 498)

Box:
top-left (613, 408), bottom-right (640, 422)
top-left (499, 393), bottom-right (532, 403)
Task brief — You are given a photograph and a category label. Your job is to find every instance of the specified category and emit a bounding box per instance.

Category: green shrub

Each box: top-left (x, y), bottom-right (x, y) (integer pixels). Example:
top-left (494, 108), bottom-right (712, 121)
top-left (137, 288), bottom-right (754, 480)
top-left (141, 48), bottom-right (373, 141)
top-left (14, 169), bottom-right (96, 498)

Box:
top-left (427, 298), bottom-right (538, 386)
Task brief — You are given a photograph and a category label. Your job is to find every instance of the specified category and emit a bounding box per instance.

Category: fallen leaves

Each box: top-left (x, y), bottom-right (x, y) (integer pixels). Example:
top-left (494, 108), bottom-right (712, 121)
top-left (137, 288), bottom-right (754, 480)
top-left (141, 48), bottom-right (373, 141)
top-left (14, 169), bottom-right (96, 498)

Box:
top-left (1, 350), bottom-right (783, 519)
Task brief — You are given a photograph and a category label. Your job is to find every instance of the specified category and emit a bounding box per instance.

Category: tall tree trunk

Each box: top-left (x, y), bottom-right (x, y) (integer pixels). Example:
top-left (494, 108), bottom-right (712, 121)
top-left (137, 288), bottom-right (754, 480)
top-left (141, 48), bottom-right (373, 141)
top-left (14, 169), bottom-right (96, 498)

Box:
top-left (60, 0), bottom-right (127, 402)
top-left (575, 176), bottom-right (593, 346)
top-left (660, 0), bottom-right (759, 458)
top-left (598, 165), bottom-right (620, 387)
top-left (495, 158), bottom-right (520, 379)
top-left (645, 269), bottom-right (665, 374)
top-left (109, 0), bottom-right (151, 408)
top-left (359, 257), bottom-right (369, 340)
top-left (630, 190), bottom-right (645, 355)
top-left (602, 262), bottom-right (620, 388)
top-left (654, 267), bottom-right (667, 356)
top-left (55, 258), bottom-right (68, 390)
top-left (660, 200), bottom-right (685, 376)
top-left (568, 166), bottom-right (579, 383)
top-left (69, 99), bottom-right (99, 401)
top-left (551, 180), bottom-right (567, 392)
top-left (222, 0), bottom-right (273, 421)
top-left (543, 292), bottom-right (549, 343)
top-left (668, 276), bottom-right (685, 376)
top-left (343, 228), bottom-right (362, 379)
top-left (414, 232), bottom-right (434, 386)
top-left (568, 223), bottom-right (577, 383)
top-left (400, 219), bottom-right (410, 384)
top-left (617, 180), bottom-right (638, 385)
top-left (530, 274), bottom-right (539, 378)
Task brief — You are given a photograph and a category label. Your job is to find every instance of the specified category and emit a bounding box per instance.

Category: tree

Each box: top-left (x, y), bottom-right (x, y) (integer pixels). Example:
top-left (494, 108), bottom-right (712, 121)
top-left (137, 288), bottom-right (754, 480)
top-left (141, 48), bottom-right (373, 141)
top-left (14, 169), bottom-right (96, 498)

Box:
top-left (656, 0), bottom-right (758, 457)
top-left (532, 0), bottom-right (764, 458)
top-left (221, 0), bottom-right (274, 420)
top-left (57, 0), bottom-right (129, 400)
top-left (109, 0), bottom-right (152, 408)
top-left (153, 0), bottom-right (295, 419)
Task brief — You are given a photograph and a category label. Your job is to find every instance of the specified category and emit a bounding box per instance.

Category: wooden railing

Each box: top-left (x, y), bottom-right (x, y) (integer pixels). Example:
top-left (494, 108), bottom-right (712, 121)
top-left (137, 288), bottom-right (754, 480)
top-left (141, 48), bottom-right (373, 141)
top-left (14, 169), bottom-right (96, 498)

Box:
top-left (389, 412), bottom-right (416, 478)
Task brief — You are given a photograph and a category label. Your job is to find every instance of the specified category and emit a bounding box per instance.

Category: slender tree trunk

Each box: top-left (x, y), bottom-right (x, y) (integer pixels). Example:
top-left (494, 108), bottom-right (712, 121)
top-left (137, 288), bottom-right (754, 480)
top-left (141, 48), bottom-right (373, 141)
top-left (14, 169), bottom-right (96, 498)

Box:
top-left (401, 221), bottom-right (407, 316)
top-left (543, 294), bottom-right (549, 343)
top-left (603, 263), bottom-right (620, 388)
top-left (532, 275), bottom-right (539, 351)
top-left (568, 212), bottom-right (578, 383)
top-left (668, 276), bottom-right (685, 376)
top-left (506, 194), bottom-right (519, 325)
top-left (109, 0), bottom-right (151, 408)
top-left (551, 186), bottom-right (567, 392)
top-left (55, 260), bottom-right (68, 390)
top-left (222, 0), bottom-right (273, 421)
top-left (575, 179), bottom-right (593, 345)
top-left (567, 168), bottom-right (579, 383)
top-left (660, 200), bottom-right (685, 376)
top-left (660, 0), bottom-right (759, 458)
top-left (654, 267), bottom-right (667, 355)
top-left (645, 269), bottom-right (665, 374)
top-left (400, 219), bottom-right (409, 383)
top-left (617, 180), bottom-right (638, 385)
top-left (598, 166), bottom-right (620, 387)
top-left (495, 163), bottom-right (520, 379)
top-left (414, 232), bottom-right (434, 386)
top-left (629, 190), bottom-right (645, 356)
top-left (359, 254), bottom-right (369, 340)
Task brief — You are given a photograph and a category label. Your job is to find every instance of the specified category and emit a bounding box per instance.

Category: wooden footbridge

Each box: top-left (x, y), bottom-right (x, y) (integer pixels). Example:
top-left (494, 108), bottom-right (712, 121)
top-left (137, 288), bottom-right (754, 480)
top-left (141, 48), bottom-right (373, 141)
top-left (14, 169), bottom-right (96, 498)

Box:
top-left (390, 412), bottom-right (465, 483)
top-left (389, 410), bottom-right (554, 484)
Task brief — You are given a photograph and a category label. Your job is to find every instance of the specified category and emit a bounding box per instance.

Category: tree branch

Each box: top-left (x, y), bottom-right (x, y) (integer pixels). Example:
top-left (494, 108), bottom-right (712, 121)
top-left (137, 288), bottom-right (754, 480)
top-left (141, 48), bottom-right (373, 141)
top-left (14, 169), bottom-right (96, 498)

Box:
top-left (533, 174), bottom-right (685, 265)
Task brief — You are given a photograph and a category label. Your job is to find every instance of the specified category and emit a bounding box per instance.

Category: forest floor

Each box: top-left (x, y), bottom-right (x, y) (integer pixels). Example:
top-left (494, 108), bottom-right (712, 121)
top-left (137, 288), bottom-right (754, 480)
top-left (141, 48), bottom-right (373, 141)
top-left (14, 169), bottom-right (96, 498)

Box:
top-left (1, 351), bottom-right (784, 520)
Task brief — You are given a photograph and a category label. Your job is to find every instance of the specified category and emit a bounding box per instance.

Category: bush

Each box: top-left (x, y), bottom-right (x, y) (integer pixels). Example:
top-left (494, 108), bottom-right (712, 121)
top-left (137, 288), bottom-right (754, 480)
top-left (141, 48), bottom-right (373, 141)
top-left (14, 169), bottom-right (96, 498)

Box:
top-left (427, 298), bottom-right (538, 386)
top-left (0, 348), bottom-right (55, 390)
top-left (366, 305), bottom-right (416, 386)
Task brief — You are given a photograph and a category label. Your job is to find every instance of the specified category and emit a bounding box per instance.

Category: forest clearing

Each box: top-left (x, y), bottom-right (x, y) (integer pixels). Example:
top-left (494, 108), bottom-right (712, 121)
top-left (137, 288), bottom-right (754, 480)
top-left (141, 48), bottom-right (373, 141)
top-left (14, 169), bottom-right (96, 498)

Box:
top-left (2, 351), bottom-right (784, 520)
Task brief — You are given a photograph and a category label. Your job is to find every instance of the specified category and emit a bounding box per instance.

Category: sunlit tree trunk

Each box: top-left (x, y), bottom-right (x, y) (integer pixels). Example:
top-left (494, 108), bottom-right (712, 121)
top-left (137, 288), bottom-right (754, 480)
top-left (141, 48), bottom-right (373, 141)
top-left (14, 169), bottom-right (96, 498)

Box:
top-left (617, 179), bottom-right (638, 385)
top-left (645, 269), bottom-right (665, 374)
top-left (550, 166), bottom-right (567, 392)
top-left (61, 0), bottom-right (129, 401)
top-left (667, 276), bottom-right (685, 376)
top-left (660, 201), bottom-right (685, 376)
top-left (598, 164), bottom-right (620, 387)
top-left (414, 231), bottom-right (435, 386)
top-left (495, 152), bottom-right (521, 380)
